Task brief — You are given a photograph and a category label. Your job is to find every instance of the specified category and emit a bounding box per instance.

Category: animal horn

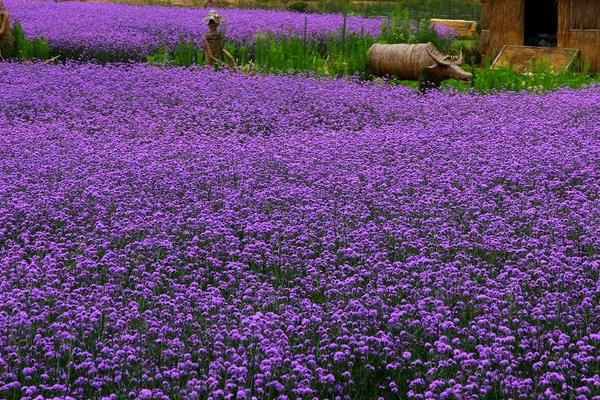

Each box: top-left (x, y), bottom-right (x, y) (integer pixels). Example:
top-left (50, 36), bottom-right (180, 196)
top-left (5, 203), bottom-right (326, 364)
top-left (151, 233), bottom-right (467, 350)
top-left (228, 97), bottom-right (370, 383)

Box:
top-left (425, 44), bottom-right (452, 66)
top-left (455, 50), bottom-right (464, 65)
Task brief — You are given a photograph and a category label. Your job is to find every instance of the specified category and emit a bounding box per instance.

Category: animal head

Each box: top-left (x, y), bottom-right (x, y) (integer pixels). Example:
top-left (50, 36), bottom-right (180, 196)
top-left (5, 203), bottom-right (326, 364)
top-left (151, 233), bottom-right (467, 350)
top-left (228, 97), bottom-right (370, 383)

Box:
top-left (425, 44), bottom-right (473, 82)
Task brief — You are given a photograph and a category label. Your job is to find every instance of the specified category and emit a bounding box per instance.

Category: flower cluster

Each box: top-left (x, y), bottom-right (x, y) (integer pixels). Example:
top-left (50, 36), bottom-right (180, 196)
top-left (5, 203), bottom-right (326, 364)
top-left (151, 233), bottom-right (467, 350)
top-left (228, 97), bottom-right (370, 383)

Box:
top-left (0, 63), bottom-right (599, 400)
top-left (430, 23), bottom-right (457, 40)
top-left (4, 0), bottom-right (381, 58)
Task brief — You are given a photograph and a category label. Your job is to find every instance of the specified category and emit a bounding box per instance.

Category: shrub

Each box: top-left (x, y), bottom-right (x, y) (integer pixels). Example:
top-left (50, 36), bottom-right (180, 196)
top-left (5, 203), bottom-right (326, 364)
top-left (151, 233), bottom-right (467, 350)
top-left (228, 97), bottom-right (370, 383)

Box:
top-left (7, 21), bottom-right (52, 60)
top-left (288, 2), bottom-right (310, 13)
top-left (317, 0), bottom-right (352, 14)
top-left (32, 37), bottom-right (51, 60)
top-left (173, 37), bottom-right (195, 67)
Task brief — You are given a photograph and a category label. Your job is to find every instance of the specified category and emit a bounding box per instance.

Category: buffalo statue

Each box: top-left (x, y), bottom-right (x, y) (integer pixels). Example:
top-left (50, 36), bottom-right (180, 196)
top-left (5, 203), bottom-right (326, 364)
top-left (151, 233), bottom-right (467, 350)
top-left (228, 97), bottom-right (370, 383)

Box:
top-left (367, 42), bottom-right (473, 90)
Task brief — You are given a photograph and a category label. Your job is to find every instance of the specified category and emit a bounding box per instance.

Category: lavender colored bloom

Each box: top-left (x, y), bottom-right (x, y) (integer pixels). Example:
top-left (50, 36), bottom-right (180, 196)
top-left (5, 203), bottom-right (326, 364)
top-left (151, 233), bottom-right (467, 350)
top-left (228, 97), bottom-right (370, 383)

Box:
top-left (4, 0), bottom-right (381, 58)
top-left (0, 63), bottom-right (599, 399)
top-left (430, 23), bottom-right (457, 39)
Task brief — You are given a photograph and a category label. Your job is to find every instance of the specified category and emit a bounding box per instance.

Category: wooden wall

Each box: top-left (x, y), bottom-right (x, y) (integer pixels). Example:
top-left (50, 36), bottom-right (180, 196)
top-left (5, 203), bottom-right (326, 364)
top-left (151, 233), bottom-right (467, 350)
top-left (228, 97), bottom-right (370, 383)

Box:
top-left (558, 0), bottom-right (600, 72)
top-left (482, 0), bottom-right (600, 72)
top-left (480, 0), bottom-right (524, 59)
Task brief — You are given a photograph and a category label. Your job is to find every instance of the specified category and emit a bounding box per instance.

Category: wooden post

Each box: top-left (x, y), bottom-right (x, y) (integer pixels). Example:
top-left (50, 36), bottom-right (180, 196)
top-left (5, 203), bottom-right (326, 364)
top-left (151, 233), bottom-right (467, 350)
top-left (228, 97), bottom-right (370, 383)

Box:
top-left (480, 0), bottom-right (491, 57)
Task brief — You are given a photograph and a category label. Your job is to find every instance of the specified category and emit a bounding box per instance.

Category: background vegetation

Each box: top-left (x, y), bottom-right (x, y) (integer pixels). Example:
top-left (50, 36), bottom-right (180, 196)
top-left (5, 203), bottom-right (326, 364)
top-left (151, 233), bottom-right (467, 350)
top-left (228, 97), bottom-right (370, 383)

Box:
top-left (1, 22), bottom-right (51, 61)
top-left (94, 0), bottom-right (480, 19)
top-left (146, 10), bottom-right (598, 93)
top-left (3, 2), bottom-right (598, 93)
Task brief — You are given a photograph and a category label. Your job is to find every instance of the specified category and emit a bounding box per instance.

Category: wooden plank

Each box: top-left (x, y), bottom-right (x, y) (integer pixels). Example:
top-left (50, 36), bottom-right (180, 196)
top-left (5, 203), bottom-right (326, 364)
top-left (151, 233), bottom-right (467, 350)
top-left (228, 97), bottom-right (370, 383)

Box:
top-left (491, 45), bottom-right (580, 72)
top-left (430, 18), bottom-right (478, 38)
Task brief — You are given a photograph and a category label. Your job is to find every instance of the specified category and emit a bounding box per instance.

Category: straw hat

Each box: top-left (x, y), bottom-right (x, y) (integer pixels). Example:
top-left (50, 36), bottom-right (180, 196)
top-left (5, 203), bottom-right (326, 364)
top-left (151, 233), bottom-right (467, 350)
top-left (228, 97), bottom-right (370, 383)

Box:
top-left (202, 10), bottom-right (224, 25)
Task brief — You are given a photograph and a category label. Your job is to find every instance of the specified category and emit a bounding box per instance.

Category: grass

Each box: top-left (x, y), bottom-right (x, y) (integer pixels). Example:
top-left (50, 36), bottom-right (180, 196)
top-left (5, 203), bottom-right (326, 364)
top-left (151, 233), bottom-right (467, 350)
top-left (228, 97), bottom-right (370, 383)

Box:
top-left (148, 14), bottom-right (456, 77)
top-left (150, 31), bottom-right (375, 77)
top-left (251, 31), bottom-right (374, 76)
top-left (339, 0), bottom-right (480, 19)
top-left (2, 22), bottom-right (52, 61)
top-left (378, 8), bottom-right (455, 52)
top-left (4, 13), bottom-right (598, 94)
top-left (146, 15), bottom-right (599, 93)
top-left (442, 58), bottom-right (599, 93)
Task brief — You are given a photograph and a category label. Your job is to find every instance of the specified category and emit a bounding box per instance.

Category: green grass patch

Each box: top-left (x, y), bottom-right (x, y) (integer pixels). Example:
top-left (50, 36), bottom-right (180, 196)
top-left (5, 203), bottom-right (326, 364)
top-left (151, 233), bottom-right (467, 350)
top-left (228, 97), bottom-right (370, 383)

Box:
top-left (2, 22), bottom-right (52, 61)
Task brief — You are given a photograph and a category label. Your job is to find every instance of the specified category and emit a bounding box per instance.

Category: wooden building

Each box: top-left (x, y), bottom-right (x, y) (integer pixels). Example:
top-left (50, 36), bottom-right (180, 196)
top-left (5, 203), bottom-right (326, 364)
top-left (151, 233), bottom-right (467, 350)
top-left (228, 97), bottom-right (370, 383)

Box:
top-left (480, 0), bottom-right (600, 72)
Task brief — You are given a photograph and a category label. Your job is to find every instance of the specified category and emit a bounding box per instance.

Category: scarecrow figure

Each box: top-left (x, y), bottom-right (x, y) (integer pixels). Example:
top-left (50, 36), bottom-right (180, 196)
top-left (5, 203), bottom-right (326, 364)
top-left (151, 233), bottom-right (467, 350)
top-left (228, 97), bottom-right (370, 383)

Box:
top-left (0, 0), bottom-right (13, 59)
top-left (202, 10), bottom-right (235, 68)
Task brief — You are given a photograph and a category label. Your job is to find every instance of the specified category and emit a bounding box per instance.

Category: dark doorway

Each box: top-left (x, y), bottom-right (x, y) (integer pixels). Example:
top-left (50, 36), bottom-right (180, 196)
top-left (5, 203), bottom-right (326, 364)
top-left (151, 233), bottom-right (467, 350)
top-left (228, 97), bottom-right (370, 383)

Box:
top-left (524, 0), bottom-right (558, 46)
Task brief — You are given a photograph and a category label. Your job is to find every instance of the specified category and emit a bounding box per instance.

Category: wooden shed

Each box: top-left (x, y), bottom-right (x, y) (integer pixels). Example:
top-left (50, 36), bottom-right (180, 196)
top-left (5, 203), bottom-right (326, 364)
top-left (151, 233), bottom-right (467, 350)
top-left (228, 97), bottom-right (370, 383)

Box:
top-left (480, 0), bottom-right (600, 72)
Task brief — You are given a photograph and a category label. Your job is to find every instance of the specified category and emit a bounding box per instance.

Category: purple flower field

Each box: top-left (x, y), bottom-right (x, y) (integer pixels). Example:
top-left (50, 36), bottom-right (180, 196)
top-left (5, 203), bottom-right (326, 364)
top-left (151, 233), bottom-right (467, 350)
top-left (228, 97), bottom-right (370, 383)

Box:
top-left (5, 0), bottom-right (380, 58)
top-left (0, 62), bottom-right (600, 399)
